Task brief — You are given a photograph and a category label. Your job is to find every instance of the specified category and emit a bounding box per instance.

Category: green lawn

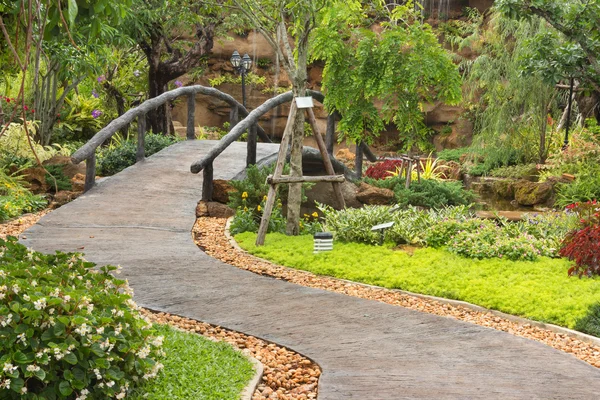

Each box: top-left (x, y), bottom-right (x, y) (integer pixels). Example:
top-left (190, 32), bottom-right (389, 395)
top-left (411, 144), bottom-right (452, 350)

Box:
top-left (236, 232), bottom-right (600, 333)
top-left (129, 324), bottom-right (254, 400)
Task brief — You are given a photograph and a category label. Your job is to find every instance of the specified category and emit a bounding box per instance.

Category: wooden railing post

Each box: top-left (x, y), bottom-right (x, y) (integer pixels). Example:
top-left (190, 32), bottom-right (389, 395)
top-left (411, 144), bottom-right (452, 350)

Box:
top-left (355, 141), bottom-right (363, 178)
top-left (137, 114), bottom-right (146, 162)
top-left (187, 94), bottom-right (196, 140)
top-left (202, 162), bottom-right (214, 201)
top-left (247, 124), bottom-right (257, 166)
top-left (84, 153), bottom-right (96, 192)
top-left (229, 105), bottom-right (239, 130)
top-left (325, 112), bottom-right (336, 155)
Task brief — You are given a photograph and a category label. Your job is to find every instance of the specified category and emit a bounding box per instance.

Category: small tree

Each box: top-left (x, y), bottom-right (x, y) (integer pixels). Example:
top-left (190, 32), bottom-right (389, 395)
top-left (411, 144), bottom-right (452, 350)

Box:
top-left (312, 1), bottom-right (462, 150)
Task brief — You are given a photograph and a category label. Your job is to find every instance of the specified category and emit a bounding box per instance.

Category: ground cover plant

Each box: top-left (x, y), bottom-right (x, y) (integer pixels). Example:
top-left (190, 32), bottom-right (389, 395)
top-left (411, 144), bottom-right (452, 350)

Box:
top-left (0, 237), bottom-right (164, 398)
top-left (0, 171), bottom-right (47, 222)
top-left (235, 232), bottom-right (600, 335)
top-left (128, 324), bottom-right (254, 400)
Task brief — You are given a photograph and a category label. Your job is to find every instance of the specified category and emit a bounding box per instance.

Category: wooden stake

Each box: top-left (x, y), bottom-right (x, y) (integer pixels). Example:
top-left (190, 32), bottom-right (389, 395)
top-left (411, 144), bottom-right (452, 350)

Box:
top-left (305, 108), bottom-right (346, 209)
top-left (256, 102), bottom-right (298, 246)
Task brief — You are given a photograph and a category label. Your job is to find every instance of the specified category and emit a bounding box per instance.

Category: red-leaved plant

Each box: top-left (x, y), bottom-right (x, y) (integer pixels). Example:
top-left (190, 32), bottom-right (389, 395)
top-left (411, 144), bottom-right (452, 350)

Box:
top-left (559, 200), bottom-right (600, 277)
top-left (364, 159), bottom-right (404, 179)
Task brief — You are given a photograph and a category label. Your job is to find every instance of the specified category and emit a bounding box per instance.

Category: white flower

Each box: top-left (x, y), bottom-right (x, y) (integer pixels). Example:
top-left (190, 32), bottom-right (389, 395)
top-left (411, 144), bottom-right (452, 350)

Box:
top-left (97, 327), bottom-right (104, 334)
top-left (151, 336), bottom-right (164, 347)
top-left (26, 364), bottom-right (40, 372)
top-left (23, 294), bottom-right (30, 301)
top-left (17, 332), bottom-right (27, 344)
top-left (3, 363), bottom-right (17, 373)
top-left (0, 293), bottom-right (5, 300)
top-left (0, 379), bottom-right (10, 389)
top-left (34, 298), bottom-right (47, 310)
top-left (0, 270), bottom-right (5, 278)
top-left (63, 295), bottom-right (71, 302)
top-left (21, 387), bottom-right (28, 394)
top-left (106, 381), bottom-right (115, 388)
top-left (31, 280), bottom-right (37, 287)
top-left (12, 284), bottom-right (19, 294)
top-left (35, 352), bottom-right (43, 358)
top-left (116, 393), bottom-right (125, 399)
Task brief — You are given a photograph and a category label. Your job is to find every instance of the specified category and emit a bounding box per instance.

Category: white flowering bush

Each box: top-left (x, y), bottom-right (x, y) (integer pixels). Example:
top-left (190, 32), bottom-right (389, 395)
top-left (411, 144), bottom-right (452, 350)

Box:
top-left (0, 237), bottom-right (164, 399)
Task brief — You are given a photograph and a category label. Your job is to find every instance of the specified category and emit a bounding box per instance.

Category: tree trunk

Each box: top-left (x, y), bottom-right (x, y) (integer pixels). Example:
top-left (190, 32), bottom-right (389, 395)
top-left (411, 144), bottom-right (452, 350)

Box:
top-left (148, 62), bottom-right (169, 135)
top-left (286, 99), bottom-right (305, 235)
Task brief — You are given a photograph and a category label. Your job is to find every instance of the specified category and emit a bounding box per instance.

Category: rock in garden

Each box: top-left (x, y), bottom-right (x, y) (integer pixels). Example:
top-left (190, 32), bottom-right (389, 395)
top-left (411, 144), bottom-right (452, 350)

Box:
top-left (196, 201), bottom-right (234, 218)
top-left (514, 180), bottom-right (554, 206)
top-left (212, 179), bottom-right (236, 204)
top-left (356, 182), bottom-right (394, 205)
top-left (42, 155), bottom-right (86, 178)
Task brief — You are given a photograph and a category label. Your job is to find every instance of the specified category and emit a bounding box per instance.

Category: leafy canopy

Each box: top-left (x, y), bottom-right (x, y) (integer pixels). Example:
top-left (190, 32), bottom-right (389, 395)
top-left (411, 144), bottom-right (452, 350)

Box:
top-left (312, 1), bottom-right (462, 148)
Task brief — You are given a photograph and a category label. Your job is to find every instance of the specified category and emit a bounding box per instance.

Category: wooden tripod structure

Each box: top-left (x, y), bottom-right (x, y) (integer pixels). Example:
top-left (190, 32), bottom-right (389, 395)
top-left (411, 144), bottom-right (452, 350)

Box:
top-left (255, 101), bottom-right (346, 246)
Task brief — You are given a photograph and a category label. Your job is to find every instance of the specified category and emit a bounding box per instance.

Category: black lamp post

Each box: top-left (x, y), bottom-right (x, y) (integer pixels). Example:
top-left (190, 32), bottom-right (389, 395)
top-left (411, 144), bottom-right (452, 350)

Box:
top-left (230, 50), bottom-right (252, 108)
top-left (231, 50), bottom-right (256, 166)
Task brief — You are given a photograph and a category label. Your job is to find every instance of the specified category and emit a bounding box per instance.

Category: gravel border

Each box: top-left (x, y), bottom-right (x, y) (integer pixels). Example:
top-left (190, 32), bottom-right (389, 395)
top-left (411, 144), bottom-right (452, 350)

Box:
top-left (193, 216), bottom-right (600, 370)
top-left (141, 310), bottom-right (320, 400)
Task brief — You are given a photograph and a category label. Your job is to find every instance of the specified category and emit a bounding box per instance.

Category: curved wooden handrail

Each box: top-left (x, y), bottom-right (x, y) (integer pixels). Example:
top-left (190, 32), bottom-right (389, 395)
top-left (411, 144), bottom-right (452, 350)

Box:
top-left (190, 90), bottom-right (325, 173)
top-left (71, 85), bottom-right (272, 164)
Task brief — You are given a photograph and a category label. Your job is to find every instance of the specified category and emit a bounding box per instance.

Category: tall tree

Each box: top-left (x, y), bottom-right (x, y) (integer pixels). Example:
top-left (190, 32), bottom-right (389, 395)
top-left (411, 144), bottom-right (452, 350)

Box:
top-left (126, 0), bottom-right (223, 135)
top-left (496, 0), bottom-right (600, 122)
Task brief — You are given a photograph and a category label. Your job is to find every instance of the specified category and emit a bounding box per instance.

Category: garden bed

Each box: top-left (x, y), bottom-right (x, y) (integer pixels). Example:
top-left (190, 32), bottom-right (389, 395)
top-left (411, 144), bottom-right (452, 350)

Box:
top-left (193, 217), bottom-right (600, 369)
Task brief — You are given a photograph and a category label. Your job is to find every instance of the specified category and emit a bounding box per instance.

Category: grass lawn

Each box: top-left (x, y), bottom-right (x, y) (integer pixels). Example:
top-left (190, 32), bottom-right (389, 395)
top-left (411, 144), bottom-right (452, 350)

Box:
top-left (129, 324), bottom-right (254, 400)
top-left (235, 232), bottom-right (600, 333)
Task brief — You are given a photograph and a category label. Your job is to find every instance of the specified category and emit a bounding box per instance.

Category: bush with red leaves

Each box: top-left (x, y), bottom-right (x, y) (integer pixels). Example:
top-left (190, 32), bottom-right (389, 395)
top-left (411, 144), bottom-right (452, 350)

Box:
top-left (364, 159), bottom-right (404, 179)
top-left (560, 200), bottom-right (600, 277)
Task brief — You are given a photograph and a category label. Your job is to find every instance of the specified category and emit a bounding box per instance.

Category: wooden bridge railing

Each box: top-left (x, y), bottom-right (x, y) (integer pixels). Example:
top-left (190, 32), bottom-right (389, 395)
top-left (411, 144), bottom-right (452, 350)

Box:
top-left (71, 85), bottom-right (273, 192)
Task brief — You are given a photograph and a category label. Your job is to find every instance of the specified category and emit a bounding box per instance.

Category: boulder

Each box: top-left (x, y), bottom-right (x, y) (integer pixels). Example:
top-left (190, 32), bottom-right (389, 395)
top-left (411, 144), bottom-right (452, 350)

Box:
top-left (514, 180), bottom-right (554, 206)
top-left (335, 148), bottom-right (355, 162)
top-left (492, 180), bottom-right (515, 199)
top-left (212, 179), bottom-right (236, 204)
top-left (304, 181), bottom-right (362, 209)
top-left (20, 167), bottom-right (48, 193)
top-left (71, 173), bottom-right (86, 193)
top-left (195, 201), bottom-right (235, 218)
top-left (356, 182), bottom-right (394, 205)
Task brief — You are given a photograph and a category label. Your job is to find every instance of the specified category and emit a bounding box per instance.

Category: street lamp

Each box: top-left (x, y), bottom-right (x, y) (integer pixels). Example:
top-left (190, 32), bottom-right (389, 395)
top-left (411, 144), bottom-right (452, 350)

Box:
top-left (230, 50), bottom-right (252, 108)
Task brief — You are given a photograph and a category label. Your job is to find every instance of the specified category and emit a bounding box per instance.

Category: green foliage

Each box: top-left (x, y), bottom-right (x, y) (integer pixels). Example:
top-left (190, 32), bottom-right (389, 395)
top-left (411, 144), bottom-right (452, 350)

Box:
top-left (554, 163), bottom-right (600, 208)
top-left (55, 94), bottom-right (104, 142)
top-left (229, 195), bottom-right (286, 236)
top-left (464, 12), bottom-right (561, 164)
top-left (436, 148), bottom-right (469, 163)
top-left (574, 304), bottom-right (600, 337)
top-left (208, 73), bottom-right (266, 88)
top-left (0, 237), bottom-right (163, 398)
top-left (44, 165), bottom-right (72, 192)
top-left (0, 122), bottom-right (70, 164)
top-left (0, 171), bottom-right (47, 222)
top-left (235, 232), bottom-right (600, 332)
top-left (97, 134), bottom-right (179, 176)
top-left (318, 204), bottom-right (473, 246)
top-left (489, 164), bottom-right (538, 179)
top-left (312, 2), bottom-right (462, 150)
top-left (394, 180), bottom-right (475, 209)
top-left (128, 324), bottom-right (254, 400)
top-left (496, 0), bottom-right (600, 93)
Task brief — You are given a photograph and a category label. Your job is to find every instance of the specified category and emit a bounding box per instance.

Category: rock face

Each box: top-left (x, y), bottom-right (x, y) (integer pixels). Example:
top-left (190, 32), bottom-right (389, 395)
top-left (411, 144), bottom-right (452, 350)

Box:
top-left (514, 180), bottom-right (555, 206)
top-left (356, 182), bottom-right (394, 205)
top-left (212, 179), bottom-right (236, 204)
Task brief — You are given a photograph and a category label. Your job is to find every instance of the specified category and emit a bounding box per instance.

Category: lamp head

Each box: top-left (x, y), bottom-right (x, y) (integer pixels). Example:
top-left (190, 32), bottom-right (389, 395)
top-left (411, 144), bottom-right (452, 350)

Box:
top-left (230, 51), bottom-right (241, 68)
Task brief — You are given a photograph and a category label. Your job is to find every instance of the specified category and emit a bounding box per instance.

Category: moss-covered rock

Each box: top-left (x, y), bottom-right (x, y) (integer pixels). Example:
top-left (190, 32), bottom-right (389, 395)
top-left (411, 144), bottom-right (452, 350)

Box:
top-left (514, 180), bottom-right (554, 206)
top-left (492, 179), bottom-right (515, 199)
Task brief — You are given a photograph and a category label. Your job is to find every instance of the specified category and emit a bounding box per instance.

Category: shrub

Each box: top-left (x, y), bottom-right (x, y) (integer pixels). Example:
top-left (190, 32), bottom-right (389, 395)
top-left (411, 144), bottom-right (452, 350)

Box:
top-left (436, 148), bottom-right (469, 162)
top-left (554, 163), bottom-right (600, 208)
top-left (489, 163), bottom-right (538, 179)
top-left (424, 218), bottom-right (483, 248)
top-left (560, 200), bottom-right (600, 277)
top-left (364, 159), bottom-right (404, 180)
top-left (44, 165), bottom-right (72, 192)
top-left (394, 180), bottom-right (475, 209)
top-left (574, 303), bottom-right (600, 337)
top-left (229, 195), bottom-right (286, 235)
top-left (0, 237), bottom-right (163, 399)
top-left (0, 171), bottom-right (47, 222)
top-left (97, 134), bottom-right (178, 176)
top-left (447, 223), bottom-right (543, 261)
top-left (0, 122), bottom-right (70, 163)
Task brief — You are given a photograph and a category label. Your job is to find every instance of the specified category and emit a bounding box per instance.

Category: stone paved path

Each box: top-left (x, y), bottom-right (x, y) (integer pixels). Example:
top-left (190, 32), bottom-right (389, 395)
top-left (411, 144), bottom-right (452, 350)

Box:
top-left (22, 141), bottom-right (600, 399)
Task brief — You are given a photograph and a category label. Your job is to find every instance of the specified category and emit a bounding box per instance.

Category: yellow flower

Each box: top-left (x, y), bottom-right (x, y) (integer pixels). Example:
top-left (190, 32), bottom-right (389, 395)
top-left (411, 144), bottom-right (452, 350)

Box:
top-left (312, 212), bottom-right (318, 218)
top-left (244, 207), bottom-right (248, 212)
top-left (263, 195), bottom-right (267, 201)
top-left (241, 192), bottom-right (248, 199)
top-left (257, 205), bottom-right (262, 211)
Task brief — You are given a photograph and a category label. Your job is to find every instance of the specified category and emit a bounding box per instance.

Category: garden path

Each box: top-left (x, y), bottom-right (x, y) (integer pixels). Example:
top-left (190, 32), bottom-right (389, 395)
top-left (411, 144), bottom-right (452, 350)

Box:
top-left (22, 140), bottom-right (600, 399)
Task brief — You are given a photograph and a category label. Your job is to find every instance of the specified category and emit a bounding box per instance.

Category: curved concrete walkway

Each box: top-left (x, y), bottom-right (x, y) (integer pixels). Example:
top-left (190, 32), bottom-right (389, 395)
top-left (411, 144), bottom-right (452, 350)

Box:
top-left (22, 141), bottom-right (600, 399)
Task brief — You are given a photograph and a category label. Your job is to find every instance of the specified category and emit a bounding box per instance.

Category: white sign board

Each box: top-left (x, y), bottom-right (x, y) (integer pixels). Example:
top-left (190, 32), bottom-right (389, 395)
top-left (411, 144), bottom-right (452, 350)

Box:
top-left (295, 96), bottom-right (314, 109)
